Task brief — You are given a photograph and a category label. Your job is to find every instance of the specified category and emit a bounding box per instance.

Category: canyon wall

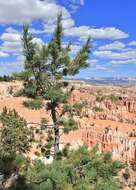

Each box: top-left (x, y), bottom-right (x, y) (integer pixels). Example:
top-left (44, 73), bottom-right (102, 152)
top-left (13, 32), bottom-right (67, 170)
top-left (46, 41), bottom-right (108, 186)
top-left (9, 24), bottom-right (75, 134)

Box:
top-left (82, 125), bottom-right (136, 163)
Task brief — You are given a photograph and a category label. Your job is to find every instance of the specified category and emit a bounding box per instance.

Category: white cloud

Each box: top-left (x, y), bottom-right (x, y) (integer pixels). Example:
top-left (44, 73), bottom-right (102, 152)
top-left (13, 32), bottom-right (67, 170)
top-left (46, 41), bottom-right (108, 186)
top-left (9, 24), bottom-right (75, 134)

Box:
top-left (1, 41), bottom-right (22, 54)
top-left (30, 28), bottom-right (44, 34)
top-left (98, 41), bottom-right (126, 50)
top-left (128, 41), bottom-right (136, 46)
top-left (0, 51), bottom-right (9, 57)
top-left (91, 64), bottom-right (112, 71)
top-left (62, 18), bottom-right (75, 29)
top-left (0, 32), bottom-right (21, 43)
top-left (61, 0), bottom-right (85, 13)
top-left (94, 49), bottom-right (136, 60)
top-left (0, 0), bottom-right (128, 41)
top-left (64, 26), bottom-right (128, 40)
top-left (94, 41), bottom-right (136, 65)
top-left (5, 27), bottom-right (19, 34)
top-left (33, 37), bottom-right (44, 45)
top-left (0, 28), bottom-right (44, 55)
top-left (44, 17), bottom-right (75, 34)
top-left (44, 25), bottom-right (128, 40)
top-left (0, 31), bottom-right (22, 54)
top-left (110, 59), bottom-right (136, 65)
top-left (0, 0), bottom-right (71, 24)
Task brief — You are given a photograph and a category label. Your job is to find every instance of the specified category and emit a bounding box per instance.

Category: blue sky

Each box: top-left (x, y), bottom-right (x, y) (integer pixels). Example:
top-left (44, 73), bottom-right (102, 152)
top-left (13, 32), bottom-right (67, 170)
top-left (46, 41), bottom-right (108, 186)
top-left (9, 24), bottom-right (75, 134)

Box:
top-left (0, 0), bottom-right (136, 78)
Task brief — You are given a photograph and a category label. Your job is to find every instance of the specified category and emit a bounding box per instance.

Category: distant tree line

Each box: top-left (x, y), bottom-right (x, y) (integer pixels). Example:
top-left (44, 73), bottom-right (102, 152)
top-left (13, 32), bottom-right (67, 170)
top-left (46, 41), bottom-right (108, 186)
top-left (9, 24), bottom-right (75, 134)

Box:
top-left (0, 75), bottom-right (14, 82)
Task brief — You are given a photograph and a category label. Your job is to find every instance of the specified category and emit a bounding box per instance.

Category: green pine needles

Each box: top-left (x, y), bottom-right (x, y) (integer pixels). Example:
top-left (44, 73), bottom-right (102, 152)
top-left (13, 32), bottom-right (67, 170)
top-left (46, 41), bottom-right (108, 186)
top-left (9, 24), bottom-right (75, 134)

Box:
top-left (21, 13), bottom-right (91, 155)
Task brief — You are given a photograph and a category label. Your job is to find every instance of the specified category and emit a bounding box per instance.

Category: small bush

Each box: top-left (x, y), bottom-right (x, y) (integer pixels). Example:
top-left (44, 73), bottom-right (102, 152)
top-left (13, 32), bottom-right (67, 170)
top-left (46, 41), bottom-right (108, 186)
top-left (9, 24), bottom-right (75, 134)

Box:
top-left (73, 102), bottom-right (84, 116)
top-left (96, 94), bottom-right (119, 102)
top-left (23, 99), bottom-right (43, 110)
top-left (12, 71), bottom-right (30, 81)
top-left (96, 95), bottom-right (106, 102)
top-left (14, 89), bottom-right (26, 97)
top-left (94, 106), bottom-right (104, 112)
top-left (24, 80), bottom-right (37, 98)
top-left (109, 94), bottom-right (119, 102)
top-left (14, 82), bottom-right (38, 98)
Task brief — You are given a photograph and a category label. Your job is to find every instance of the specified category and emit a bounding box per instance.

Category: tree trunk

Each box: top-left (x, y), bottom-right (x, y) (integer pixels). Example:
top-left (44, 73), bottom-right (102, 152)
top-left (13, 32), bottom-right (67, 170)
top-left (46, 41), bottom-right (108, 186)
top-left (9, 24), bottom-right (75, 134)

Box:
top-left (0, 173), bottom-right (18, 190)
top-left (51, 102), bottom-right (60, 155)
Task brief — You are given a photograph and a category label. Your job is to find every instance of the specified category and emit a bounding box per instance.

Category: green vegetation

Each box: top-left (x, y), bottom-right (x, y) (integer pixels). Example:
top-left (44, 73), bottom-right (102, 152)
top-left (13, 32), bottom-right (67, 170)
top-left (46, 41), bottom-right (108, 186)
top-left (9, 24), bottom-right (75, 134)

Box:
top-left (0, 114), bottom-right (123, 190)
top-left (23, 99), bottom-right (43, 110)
top-left (61, 102), bottom-right (86, 117)
top-left (94, 106), bottom-right (104, 112)
top-left (14, 88), bottom-right (26, 97)
top-left (21, 146), bottom-right (122, 190)
top-left (96, 94), bottom-right (119, 102)
top-left (0, 108), bottom-right (33, 189)
top-left (21, 13), bottom-right (91, 155)
top-left (0, 75), bottom-right (14, 82)
top-left (14, 81), bottom-right (38, 98)
top-left (73, 102), bottom-right (85, 116)
top-left (12, 71), bottom-right (32, 81)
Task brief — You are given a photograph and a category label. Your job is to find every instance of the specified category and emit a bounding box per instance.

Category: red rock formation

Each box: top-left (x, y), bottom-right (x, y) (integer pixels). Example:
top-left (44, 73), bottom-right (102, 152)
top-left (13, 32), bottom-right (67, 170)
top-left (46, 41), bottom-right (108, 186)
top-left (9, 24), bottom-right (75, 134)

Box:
top-left (82, 125), bottom-right (136, 163)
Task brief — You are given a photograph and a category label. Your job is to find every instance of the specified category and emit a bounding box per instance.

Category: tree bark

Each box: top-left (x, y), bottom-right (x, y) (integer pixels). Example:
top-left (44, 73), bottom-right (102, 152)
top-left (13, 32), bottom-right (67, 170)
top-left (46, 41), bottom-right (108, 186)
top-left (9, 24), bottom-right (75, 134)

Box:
top-left (51, 102), bottom-right (60, 155)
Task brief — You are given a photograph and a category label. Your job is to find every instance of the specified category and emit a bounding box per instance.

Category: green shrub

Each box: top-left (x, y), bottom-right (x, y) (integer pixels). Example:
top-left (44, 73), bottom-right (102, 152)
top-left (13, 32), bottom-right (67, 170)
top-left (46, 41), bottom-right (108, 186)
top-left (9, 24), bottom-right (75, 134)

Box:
top-left (23, 99), bottom-right (43, 110)
top-left (12, 71), bottom-right (31, 81)
top-left (96, 95), bottom-right (106, 102)
top-left (108, 94), bottom-right (119, 102)
top-left (0, 108), bottom-right (33, 177)
top-left (94, 106), bottom-right (104, 112)
top-left (96, 94), bottom-right (119, 102)
top-left (73, 102), bottom-right (84, 116)
top-left (14, 80), bottom-right (38, 98)
top-left (14, 89), bottom-right (26, 97)
top-left (24, 80), bottom-right (38, 98)
top-left (22, 146), bottom-right (123, 190)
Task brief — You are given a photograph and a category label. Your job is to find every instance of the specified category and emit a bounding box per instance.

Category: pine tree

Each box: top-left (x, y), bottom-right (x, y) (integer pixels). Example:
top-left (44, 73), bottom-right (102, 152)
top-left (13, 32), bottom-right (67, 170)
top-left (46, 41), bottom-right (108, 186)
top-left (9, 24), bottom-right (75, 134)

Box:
top-left (21, 13), bottom-right (91, 156)
top-left (0, 108), bottom-right (33, 189)
top-left (23, 146), bottom-right (123, 190)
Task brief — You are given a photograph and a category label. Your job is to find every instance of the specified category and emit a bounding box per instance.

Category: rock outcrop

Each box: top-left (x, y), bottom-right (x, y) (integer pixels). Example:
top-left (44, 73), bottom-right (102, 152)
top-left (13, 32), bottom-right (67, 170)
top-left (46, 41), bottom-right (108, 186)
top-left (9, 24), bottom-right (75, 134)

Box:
top-left (82, 125), bottom-right (136, 163)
